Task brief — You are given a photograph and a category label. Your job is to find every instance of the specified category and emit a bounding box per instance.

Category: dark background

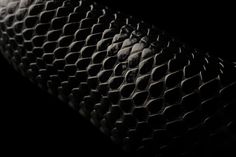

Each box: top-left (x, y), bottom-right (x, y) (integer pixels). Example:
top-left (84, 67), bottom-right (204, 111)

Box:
top-left (96, 0), bottom-right (235, 62)
top-left (1, 0), bottom-right (235, 156)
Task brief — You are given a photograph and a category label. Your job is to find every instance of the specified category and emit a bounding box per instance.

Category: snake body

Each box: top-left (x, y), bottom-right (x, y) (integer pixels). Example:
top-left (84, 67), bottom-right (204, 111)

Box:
top-left (0, 0), bottom-right (236, 156)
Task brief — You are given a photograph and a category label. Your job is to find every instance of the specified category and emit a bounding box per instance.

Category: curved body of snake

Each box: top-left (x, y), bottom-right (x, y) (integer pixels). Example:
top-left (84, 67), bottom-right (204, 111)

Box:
top-left (0, 0), bottom-right (235, 156)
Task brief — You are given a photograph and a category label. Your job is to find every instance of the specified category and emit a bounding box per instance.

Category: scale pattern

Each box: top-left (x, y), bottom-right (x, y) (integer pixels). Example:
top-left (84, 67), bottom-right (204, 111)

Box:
top-left (0, 0), bottom-right (236, 156)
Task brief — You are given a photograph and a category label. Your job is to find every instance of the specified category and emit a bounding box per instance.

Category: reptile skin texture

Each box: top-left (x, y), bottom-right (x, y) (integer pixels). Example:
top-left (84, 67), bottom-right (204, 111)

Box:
top-left (0, 0), bottom-right (236, 156)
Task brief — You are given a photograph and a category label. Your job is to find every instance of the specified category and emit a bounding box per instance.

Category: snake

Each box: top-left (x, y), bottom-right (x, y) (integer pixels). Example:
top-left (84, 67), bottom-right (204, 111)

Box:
top-left (0, 0), bottom-right (235, 156)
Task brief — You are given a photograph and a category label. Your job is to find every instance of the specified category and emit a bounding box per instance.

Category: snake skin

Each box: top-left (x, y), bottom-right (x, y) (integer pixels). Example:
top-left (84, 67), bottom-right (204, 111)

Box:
top-left (0, 0), bottom-right (236, 156)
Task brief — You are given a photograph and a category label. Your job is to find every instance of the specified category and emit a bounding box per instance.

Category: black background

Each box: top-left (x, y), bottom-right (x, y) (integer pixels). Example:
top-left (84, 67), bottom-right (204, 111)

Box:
top-left (1, 0), bottom-right (235, 156)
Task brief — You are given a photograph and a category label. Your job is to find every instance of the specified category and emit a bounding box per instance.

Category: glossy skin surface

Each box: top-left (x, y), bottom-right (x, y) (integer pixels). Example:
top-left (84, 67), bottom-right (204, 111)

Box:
top-left (0, 0), bottom-right (235, 156)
